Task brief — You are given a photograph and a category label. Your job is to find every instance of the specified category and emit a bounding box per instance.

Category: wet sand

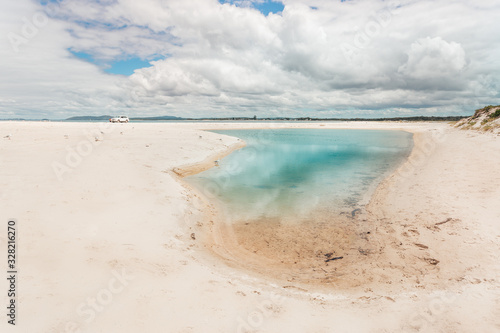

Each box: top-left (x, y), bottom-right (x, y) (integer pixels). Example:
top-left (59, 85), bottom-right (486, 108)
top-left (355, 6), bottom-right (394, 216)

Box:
top-left (184, 128), bottom-right (481, 293)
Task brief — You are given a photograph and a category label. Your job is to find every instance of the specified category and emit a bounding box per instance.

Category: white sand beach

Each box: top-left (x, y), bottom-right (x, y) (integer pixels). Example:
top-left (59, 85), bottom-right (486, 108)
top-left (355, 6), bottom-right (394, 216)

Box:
top-left (1, 121), bottom-right (499, 333)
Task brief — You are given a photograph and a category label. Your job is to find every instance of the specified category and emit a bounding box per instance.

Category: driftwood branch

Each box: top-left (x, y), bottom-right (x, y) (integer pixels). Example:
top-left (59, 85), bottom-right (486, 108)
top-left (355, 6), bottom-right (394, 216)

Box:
top-left (325, 256), bottom-right (343, 262)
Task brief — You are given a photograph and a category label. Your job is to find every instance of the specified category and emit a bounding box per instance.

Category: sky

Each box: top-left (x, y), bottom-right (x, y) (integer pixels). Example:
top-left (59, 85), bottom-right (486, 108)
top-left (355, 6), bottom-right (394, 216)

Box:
top-left (1, 0), bottom-right (499, 119)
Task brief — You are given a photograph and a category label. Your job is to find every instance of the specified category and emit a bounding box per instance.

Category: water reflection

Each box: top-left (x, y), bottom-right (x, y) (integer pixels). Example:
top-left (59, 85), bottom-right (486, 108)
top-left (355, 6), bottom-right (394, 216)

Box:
top-left (188, 129), bottom-right (413, 223)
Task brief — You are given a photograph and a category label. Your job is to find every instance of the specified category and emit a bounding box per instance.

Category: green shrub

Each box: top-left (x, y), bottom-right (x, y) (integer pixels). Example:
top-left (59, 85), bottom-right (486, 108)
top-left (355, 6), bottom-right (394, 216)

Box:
top-left (489, 108), bottom-right (500, 119)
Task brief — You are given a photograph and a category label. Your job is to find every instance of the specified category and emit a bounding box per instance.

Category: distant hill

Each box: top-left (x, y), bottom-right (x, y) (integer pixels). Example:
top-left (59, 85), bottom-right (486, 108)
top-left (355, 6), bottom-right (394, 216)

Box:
top-left (62, 114), bottom-right (468, 122)
top-left (190, 116), bottom-right (467, 121)
top-left (130, 115), bottom-right (183, 121)
top-left (455, 105), bottom-right (500, 134)
top-left (65, 115), bottom-right (184, 121)
top-left (65, 115), bottom-right (112, 121)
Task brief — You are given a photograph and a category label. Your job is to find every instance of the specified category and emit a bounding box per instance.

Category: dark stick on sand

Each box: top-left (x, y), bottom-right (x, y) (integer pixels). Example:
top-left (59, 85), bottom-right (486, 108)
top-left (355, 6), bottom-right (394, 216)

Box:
top-left (325, 256), bottom-right (344, 262)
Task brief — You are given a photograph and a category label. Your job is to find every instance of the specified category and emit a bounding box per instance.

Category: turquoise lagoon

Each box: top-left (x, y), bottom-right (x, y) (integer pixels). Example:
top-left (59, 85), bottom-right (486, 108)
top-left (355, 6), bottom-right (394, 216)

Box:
top-left (187, 129), bottom-right (413, 223)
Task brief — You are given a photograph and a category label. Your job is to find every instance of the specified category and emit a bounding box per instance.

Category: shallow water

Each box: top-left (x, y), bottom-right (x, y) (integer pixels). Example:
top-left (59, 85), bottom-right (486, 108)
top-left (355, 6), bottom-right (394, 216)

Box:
top-left (188, 129), bottom-right (412, 223)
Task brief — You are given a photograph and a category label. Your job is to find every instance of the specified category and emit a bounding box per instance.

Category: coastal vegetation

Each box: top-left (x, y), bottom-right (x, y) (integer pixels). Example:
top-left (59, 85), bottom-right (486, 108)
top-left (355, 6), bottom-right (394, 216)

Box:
top-left (456, 105), bottom-right (500, 133)
top-left (489, 108), bottom-right (500, 119)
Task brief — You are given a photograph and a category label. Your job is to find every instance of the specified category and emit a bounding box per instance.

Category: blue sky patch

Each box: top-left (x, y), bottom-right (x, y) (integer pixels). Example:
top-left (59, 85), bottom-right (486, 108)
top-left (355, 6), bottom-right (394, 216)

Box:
top-left (219, 0), bottom-right (284, 16)
top-left (104, 58), bottom-right (153, 76)
top-left (69, 49), bottom-right (159, 76)
top-left (254, 1), bottom-right (284, 15)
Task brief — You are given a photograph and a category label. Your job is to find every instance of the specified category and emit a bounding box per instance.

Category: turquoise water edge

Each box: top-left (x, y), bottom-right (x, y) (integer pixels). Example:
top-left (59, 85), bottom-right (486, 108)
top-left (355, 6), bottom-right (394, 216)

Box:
top-left (187, 129), bottom-right (413, 224)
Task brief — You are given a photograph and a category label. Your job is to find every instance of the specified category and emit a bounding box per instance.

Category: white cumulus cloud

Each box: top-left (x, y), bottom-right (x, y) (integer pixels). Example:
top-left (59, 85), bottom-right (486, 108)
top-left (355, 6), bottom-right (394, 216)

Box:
top-left (399, 37), bottom-right (466, 79)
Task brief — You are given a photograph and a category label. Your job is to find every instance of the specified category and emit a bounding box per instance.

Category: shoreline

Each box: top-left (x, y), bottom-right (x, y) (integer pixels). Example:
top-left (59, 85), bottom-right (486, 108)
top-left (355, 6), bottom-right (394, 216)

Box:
top-left (356, 130), bottom-right (416, 209)
top-left (365, 130), bottom-right (425, 214)
top-left (171, 140), bottom-right (246, 177)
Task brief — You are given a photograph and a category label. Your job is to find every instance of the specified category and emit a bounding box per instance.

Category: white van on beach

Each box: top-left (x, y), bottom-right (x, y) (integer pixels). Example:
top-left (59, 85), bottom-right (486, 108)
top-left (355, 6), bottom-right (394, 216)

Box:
top-left (109, 116), bottom-right (129, 123)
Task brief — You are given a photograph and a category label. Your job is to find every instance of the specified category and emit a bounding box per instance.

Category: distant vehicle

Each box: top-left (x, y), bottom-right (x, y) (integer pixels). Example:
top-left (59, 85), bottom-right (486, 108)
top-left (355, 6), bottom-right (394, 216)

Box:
top-left (109, 116), bottom-right (129, 123)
